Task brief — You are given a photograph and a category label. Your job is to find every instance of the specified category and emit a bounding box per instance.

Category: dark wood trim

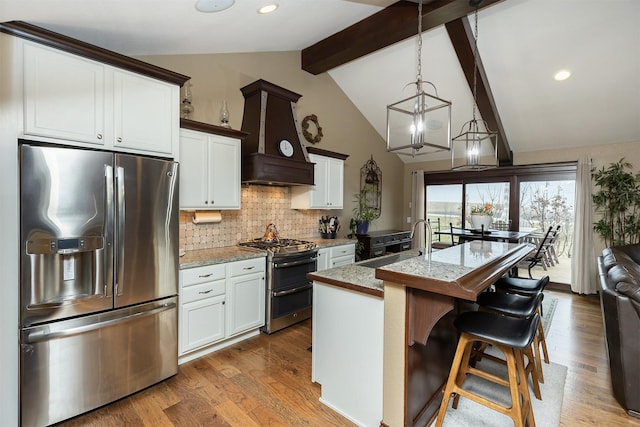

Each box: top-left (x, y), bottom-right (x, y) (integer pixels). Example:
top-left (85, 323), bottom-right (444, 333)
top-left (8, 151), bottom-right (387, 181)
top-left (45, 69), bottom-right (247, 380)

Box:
top-left (305, 147), bottom-right (349, 160)
top-left (180, 119), bottom-right (249, 140)
top-left (240, 79), bottom-right (301, 102)
top-left (445, 17), bottom-right (512, 165)
top-left (424, 161), bottom-right (577, 185)
top-left (0, 21), bottom-right (190, 86)
top-left (301, 0), bottom-right (503, 75)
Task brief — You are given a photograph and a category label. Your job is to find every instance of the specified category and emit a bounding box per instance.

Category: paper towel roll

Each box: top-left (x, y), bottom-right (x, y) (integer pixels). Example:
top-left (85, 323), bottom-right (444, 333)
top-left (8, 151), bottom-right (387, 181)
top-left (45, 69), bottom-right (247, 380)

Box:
top-left (192, 211), bottom-right (222, 224)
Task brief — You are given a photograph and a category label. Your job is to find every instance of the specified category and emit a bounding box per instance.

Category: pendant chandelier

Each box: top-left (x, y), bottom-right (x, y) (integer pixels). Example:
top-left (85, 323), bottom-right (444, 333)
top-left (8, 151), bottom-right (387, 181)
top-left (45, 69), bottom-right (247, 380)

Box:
top-left (386, 0), bottom-right (451, 158)
top-left (451, 6), bottom-right (498, 170)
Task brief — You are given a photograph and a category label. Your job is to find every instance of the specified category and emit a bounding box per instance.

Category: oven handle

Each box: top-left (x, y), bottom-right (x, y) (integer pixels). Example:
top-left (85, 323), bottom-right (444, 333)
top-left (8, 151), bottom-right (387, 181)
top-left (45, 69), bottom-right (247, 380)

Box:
top-left (272, 282), bottom-right (313, 297)
top-left (273, 257), bottom-right (318, 269)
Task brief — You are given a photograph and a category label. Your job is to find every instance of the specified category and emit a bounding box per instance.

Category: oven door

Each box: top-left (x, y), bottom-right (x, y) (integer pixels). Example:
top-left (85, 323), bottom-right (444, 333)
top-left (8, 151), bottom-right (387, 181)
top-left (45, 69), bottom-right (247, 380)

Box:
top-left (264, 251), bottom-right (317, 333)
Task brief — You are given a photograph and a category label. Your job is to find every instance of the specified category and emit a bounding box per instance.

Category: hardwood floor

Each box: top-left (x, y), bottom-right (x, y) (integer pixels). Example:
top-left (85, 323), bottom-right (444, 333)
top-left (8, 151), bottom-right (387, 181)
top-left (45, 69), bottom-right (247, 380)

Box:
top-left (59, 291), bottom-right (640, 427)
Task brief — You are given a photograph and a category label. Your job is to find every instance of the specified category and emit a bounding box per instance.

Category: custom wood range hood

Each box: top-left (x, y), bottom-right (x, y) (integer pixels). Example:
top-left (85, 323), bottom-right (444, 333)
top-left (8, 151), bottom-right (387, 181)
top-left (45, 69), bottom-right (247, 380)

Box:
top-left (240, 79), bottom-right (315, 186)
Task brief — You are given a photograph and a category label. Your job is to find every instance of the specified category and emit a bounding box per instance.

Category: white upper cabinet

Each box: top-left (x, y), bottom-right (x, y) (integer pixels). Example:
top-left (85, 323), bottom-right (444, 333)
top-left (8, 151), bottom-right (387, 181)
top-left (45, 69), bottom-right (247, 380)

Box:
top-left (291, 150), bottom-right (347, 210)
top-left (22, 42), bottom-right (180, 157)
top-left (113, 69), bottom-right (176, 155)
top-left (179, 126), bottom-right (242, 210)
top-left (23, 43), bottom-right (106, 146)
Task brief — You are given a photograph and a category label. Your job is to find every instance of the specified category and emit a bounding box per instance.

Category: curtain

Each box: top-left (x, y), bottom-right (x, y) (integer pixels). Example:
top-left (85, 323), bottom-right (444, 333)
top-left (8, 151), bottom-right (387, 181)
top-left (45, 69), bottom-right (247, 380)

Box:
top-left (411, 170), bottom-right (426, 250)
top-left (571, 156), bottom-right (597, 294)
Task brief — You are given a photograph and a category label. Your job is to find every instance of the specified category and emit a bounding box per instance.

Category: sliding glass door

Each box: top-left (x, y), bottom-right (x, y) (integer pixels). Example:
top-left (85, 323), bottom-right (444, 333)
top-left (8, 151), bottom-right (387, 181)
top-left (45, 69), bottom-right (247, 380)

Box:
top-left (424, 163), bottom-right (576, 284)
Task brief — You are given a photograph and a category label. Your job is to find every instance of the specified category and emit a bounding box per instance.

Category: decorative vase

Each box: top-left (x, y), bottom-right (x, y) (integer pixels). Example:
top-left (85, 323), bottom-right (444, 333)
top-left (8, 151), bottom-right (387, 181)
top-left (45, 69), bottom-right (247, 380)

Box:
top-left (470, 214), bottom-right (492, 231)
top-left (356, 220), bottom-right (369, 235)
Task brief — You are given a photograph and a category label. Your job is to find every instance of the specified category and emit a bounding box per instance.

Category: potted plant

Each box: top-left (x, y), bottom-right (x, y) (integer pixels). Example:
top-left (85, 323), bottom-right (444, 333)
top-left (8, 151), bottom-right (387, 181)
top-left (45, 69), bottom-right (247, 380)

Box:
top-left (352, 190), bottom-right (379, 235)
top-left (592, 159), bottom-right (640, 246)
top-left (469, 203), bottom-right (494, 230)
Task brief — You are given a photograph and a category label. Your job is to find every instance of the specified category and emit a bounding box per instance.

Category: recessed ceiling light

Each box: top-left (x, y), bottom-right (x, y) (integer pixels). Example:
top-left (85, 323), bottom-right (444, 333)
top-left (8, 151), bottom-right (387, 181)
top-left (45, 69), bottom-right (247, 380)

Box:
top-left (554, 70), bottom-right (571, 81)
top-left (258, 4), bottom-right (278, 14)
top-left (195, 0), bottom-right (234, 13)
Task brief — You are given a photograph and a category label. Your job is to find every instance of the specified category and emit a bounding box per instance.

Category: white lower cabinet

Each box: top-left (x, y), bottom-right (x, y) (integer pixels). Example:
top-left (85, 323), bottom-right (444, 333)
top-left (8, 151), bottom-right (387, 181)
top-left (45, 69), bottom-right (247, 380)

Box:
top-left (317, 243), bottom-right (356, 272)
top-left (179, 257), bottom-right (265, 361)
top-left (227, 258), bottom-right (266, 337)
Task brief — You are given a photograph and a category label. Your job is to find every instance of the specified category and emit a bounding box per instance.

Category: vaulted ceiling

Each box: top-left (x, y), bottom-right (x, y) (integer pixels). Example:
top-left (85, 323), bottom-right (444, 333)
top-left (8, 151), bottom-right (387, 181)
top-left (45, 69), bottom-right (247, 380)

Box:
top-left (2, 0), bottom-right (639, 164)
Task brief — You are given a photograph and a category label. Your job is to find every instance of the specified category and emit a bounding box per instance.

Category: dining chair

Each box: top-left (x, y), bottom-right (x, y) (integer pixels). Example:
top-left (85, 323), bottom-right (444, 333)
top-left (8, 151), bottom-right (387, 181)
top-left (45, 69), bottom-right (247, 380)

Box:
top-left (518, 226), bottom-right (554, 278)
top-left (491, 219), bottom-right (512, 231)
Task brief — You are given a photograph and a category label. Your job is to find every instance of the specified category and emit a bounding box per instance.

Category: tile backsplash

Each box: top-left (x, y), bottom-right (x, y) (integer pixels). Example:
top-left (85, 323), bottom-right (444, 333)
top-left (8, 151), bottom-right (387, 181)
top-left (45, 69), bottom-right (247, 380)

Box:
top-left (180, 185), bottom-right (328, 251)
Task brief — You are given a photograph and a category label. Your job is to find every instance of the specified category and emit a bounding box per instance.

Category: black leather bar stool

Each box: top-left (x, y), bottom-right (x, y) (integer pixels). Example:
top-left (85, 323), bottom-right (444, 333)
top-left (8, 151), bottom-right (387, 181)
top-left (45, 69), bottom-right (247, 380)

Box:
top-left (494, 275), bottom-right (550, 372)
top-left (494, 275), bottom-right (549, 297)
top-left (477, 291), bottom-right (545, 388)
top-left (436, 311), bottom-right (540, 427)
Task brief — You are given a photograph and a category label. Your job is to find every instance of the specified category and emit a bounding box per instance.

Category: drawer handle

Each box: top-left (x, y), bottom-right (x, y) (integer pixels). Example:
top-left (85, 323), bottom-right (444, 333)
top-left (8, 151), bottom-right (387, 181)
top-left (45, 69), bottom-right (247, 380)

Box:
top-left (243, 266), bottom-right (255, 270)
top-left (198, 273), bottom-right (213, 278)
top-left (199, 289), bottom-right (214, 294)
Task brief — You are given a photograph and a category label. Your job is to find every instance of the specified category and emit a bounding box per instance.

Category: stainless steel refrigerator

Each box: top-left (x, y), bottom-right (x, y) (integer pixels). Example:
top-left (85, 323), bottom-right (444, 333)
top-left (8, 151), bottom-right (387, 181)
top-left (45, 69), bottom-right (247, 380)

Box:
top-left (19, 143), bottom-right (179, 427)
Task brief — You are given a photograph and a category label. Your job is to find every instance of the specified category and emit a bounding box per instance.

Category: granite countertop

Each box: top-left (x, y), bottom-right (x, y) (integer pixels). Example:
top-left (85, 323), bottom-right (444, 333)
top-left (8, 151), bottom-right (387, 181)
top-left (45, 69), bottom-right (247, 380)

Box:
top-left (179, 246), bottom-right (267, 269)
top-left (308, 249), bottom-right (422, 298)
top-left (375, 241), bottom-right (535, 301)
top-left (309, 241), bottom-right (534, 301)
top-left (179, 238), bottom-right (356, 269)
top-left (308, 237), bottom-right (356, 248)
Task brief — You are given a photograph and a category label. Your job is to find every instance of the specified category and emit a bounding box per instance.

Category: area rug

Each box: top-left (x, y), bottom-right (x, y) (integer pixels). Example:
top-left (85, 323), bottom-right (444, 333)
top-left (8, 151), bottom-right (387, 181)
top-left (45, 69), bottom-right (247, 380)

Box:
top-left (430, 295), bottom-right (565, 427)
top-left (430, 357), bottom-right (567, 426)
top-left (541, 296), bottom-right (558, 338)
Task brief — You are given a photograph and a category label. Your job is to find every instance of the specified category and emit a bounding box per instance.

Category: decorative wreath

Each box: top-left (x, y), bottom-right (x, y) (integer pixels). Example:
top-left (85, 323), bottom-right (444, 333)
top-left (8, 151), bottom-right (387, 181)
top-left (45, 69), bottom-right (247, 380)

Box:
top-left (302, 114), bottom-right (323, 144)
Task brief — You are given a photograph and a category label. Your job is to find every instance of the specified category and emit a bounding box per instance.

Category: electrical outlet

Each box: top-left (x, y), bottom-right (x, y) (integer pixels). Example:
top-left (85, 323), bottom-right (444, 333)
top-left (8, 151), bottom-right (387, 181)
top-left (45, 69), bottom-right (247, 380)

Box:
top-left (407, 216), bottom-right (412, 224)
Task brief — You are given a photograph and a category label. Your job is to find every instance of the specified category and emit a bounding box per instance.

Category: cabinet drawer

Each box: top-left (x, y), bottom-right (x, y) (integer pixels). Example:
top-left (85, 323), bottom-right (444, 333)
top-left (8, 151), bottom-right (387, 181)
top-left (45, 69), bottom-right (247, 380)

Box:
top-left (181, 264), bottom-right (225, 287)
top-left (369, 236), bottom-right (386, 245)
top-left (229, 257), bottom-right (265, 277)
top-left (330, 244), bottom-right (355, 258)
top-left (182, 280), bottom-right (226, 304)
top-left (370, 245), bottom-right (386, 258)
top-left (331, 255), bottom-right (354, 268)
top-left (384, 233), bottom-right (410, 244)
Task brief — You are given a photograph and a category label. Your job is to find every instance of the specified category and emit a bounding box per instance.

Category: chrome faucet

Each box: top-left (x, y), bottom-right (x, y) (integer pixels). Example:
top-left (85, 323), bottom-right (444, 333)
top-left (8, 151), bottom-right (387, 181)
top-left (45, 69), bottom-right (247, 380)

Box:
top-left (410, 219), bottom-right (433, 257)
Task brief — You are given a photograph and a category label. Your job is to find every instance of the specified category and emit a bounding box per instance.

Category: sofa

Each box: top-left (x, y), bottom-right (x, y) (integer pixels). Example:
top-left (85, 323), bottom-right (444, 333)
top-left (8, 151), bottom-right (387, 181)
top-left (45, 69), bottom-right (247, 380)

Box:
top-left (598, 244), bottom-right (640, 418)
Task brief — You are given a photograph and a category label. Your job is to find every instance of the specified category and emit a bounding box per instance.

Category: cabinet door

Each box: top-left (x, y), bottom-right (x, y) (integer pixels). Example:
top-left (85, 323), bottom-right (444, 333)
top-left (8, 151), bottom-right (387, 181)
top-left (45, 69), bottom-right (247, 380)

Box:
top-left (209, 135), bottom-right (241, 209)
top-left (113, 69), bottom-right (176, 155)
top-left (316, 248), bottom-right (330, 272)
top-left (330, 244), bottom-right (355, 268)
top-left (23, 43), bottom-right (105, 145)
top-left (309, 154), bottom-right (329, 208)
top-left (226, 271), bottom-right (265, 337)
top-left (326, 157), bottom-right (344, 209)
top-left (180, 295), bottom-right (226, 354)
top-left (179, 130), bottom-right (210, 208)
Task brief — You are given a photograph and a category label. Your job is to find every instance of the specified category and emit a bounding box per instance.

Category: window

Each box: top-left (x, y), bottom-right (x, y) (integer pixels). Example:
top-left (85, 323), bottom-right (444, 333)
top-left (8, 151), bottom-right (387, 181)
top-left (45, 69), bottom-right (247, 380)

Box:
top-left (424, 163), bottom-right (576, 284)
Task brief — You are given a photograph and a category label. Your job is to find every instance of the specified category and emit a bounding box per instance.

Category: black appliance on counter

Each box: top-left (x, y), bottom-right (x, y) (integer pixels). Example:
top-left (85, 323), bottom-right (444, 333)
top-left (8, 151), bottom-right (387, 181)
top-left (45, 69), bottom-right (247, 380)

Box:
top-left (238, 237), bottom-right (318, 334)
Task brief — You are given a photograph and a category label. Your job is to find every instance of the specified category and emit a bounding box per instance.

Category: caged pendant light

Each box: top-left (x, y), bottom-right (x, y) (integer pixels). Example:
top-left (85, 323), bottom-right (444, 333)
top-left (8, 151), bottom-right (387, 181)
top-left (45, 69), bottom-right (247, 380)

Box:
top-left (451, 5), bottom-right (498, 170)
top-left (386, 0), bottom-right (452, 158)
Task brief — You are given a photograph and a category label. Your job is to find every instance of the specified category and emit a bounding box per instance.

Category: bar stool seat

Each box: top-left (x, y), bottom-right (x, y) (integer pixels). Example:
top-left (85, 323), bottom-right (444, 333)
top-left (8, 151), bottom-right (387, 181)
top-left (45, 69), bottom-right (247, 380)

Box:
top-left (476, 291), bottom-right (545, 391)
top-left (436, 311), bottom-right (540, 427)
top-left (477, 291), bottom-right (542, 318)
top-left (494, 275), bottom-right (549, 297)
top-left (493, 276), bottom-right (551, 373)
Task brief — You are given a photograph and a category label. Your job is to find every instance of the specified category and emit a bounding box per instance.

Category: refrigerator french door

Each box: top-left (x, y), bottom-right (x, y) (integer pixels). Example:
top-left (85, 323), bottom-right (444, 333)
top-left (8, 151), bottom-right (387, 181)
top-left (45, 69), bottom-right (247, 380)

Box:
top-left (19, 143), bottom-right (179, 427)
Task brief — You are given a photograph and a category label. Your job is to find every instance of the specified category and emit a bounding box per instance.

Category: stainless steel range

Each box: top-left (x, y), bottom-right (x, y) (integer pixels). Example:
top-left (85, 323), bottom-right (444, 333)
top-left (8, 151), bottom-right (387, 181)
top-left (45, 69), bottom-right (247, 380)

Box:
top-left (239, 233), bottom-right (318, 334)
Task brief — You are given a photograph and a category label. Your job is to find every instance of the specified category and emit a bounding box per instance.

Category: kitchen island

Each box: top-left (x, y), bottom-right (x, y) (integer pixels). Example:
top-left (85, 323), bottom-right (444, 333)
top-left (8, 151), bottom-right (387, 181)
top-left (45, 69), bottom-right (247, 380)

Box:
top-left (308, 241), bottom-right (534, 427)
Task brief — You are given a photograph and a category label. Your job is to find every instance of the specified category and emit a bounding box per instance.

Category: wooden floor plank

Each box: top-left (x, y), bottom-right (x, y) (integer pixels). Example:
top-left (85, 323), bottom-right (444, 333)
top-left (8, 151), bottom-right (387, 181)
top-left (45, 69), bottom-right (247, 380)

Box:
top-left (57, 290), bottom-right (640, 426)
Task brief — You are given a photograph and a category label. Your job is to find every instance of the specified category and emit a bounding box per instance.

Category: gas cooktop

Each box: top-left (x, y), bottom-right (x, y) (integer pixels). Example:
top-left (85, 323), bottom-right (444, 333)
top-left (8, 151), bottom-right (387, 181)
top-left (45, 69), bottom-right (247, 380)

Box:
top-left (238, 238), bottom-right (317, 254)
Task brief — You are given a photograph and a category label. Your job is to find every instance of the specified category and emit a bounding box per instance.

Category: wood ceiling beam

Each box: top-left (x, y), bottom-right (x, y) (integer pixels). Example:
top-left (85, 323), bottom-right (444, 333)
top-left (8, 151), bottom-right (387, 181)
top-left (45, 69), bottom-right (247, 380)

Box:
top-left (301, 0), bottom-right (502, 75)
top-left (445, 17), bottom-right (512, 165)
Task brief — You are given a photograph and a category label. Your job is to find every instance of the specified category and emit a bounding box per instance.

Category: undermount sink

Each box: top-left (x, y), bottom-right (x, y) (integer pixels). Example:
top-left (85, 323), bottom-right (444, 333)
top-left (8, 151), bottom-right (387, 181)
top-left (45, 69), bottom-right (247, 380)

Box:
top-left (358, 253), bottom-right (416, 268)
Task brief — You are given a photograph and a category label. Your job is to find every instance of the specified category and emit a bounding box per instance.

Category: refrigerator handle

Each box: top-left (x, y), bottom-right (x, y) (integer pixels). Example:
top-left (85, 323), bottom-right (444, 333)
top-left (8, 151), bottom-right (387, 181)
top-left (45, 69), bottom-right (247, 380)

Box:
top-left (104, 164), bottom-right (114, 298)
top-left (116, 165), bottom-right (126, 296)
top-left (24, 302), bottom-right (177, 344)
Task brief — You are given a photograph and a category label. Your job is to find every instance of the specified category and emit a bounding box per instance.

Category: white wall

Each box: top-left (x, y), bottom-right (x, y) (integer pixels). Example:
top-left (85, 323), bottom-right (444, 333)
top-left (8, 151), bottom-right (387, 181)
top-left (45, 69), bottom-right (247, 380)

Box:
top-left (0, 33), bottom-right (22, 427)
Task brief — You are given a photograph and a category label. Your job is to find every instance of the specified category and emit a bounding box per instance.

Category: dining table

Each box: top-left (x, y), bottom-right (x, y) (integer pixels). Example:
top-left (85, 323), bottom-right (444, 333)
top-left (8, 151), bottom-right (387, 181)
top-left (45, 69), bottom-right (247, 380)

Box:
top-left (435, 228), bottom-right (532, 243)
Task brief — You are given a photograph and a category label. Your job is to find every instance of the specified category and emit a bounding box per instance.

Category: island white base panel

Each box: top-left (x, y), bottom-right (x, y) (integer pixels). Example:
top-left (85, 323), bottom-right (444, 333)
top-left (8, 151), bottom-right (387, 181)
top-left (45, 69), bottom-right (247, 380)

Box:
top-left (312, 281), bottom-right (383, 427)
